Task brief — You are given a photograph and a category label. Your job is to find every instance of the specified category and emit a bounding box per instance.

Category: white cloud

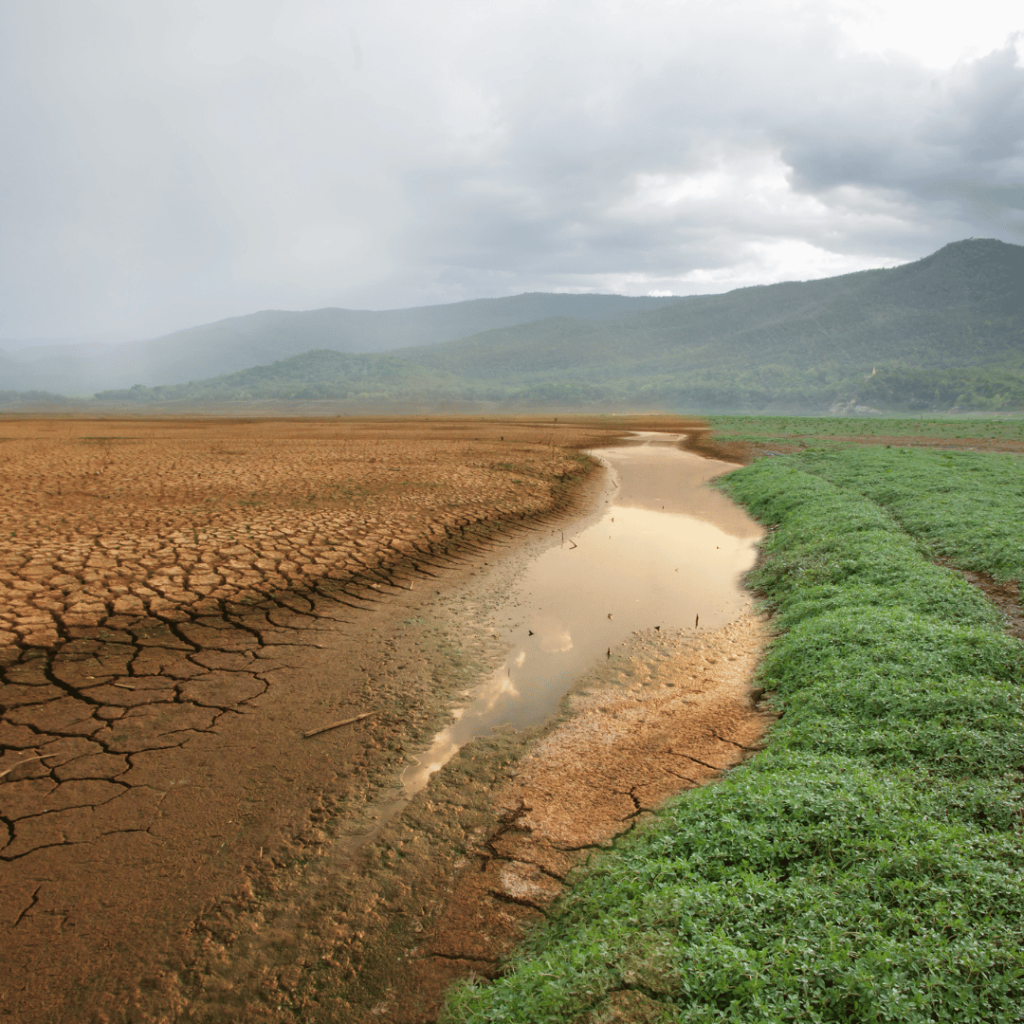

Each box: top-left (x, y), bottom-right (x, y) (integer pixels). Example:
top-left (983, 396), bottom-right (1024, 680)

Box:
top-left (1, 0), bottom-right (1022, 339)
top-left (824, 0), bottom-right (1023, 69)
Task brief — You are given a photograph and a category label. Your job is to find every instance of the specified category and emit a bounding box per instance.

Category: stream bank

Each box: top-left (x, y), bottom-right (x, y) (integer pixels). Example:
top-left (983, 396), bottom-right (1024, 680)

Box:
top-left (152, 435), bottom-right (771, 1024)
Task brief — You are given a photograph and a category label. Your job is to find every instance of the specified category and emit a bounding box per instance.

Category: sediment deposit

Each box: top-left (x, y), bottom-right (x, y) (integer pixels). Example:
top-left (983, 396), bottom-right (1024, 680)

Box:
top-left (1, 414), bottom-right (704, 1024)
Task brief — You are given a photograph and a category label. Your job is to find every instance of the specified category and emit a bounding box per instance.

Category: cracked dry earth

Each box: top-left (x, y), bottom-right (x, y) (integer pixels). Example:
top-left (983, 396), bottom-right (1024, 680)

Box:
top-left (385, 614), bottom-right (774, 1023)
top-left (159, 614), bottom-right (772, 1024)
top-left (3, 414), bottom-right (698, 1024)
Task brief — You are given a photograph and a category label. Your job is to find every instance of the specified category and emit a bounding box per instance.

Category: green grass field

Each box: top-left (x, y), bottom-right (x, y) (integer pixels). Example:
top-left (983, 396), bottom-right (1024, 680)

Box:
top-left (442, 436), bottom-right (1024, 1023)
top-left (707, 414), bottom-right (1024, 446)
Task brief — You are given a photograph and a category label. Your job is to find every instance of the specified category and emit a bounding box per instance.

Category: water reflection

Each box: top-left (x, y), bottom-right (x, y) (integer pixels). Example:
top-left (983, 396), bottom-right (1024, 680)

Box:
top-left (401, 434), bottom-right (762, 797)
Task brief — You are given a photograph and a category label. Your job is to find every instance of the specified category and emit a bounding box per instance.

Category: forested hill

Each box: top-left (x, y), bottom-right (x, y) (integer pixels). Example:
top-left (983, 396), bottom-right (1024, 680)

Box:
top-left (85, 238), bottom-right (1024, 413)
top-left (411, 237), bottom-right (1024, 375)
top-left (0, 292), bottom-right (684, 396)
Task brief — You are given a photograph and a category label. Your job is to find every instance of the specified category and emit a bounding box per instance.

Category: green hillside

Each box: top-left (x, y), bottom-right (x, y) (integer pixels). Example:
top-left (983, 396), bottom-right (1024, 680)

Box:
top-left (89, 238), bottom-right (1024, 413)
top-left (403, 238), bottom-right (1024, 409)
top-left (0, 292), bottom-right (684, 396)
top-left (93, 349), bottom-right (463, 406)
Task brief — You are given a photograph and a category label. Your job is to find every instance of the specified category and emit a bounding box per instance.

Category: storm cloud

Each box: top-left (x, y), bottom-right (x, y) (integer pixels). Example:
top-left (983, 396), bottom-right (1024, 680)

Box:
top-left (1, 0), bottom-right (1022, 341)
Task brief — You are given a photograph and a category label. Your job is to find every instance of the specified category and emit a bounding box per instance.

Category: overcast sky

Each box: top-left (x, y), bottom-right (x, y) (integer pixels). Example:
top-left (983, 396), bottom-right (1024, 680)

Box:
top-left (1, 0), bottom-right (1022, 343)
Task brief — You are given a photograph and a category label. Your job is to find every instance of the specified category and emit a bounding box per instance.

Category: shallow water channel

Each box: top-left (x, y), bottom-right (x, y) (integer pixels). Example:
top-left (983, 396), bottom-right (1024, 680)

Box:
top-left (400, 433), bottom-right (763, 797)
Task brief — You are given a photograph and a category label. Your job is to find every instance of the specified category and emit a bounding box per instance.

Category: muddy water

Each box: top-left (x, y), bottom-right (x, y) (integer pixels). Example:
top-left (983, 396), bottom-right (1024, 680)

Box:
top-left (401, 433), bottom-right (762, 796)
top-left (158, 433), bottom-right (768, 1022)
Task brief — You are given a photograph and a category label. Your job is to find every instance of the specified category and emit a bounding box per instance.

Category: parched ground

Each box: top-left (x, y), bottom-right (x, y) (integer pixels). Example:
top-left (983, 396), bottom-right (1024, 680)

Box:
top-left (0, 416), bottom-right (621, 648)
top-left (0, 414), bottom-right (709, 1024)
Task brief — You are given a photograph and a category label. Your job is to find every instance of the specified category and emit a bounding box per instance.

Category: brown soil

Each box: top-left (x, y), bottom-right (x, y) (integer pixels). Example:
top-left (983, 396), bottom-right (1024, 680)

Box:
top-left (2, 414), bottom-right (723, 1024)
top-left (0, 416), bottom-right (647, 649)
top-left (152, 615), bottom-right (771, 1024)
top-left (939, 563), bottom-right (1024, 640)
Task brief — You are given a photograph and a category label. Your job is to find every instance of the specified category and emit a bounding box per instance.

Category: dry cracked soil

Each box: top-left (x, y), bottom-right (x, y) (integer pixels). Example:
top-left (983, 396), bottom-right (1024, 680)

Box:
top-left (0, 413), bottom-right (771, 1024)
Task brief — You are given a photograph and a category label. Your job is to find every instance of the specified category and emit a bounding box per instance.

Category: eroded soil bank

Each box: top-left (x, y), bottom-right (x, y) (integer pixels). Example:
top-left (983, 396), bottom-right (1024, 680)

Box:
top-left (0, 416), bottom-right (771, 1024)
top-left (141, 433), bottom-right (771, 1024)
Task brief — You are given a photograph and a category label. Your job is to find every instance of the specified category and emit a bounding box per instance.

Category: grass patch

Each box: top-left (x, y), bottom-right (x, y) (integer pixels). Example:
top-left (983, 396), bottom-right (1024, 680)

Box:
top-left (707, 414), bottom-right (1024, 446)
top-left (442, 450), bottom-right (1024, 1023)
top-left (788, 446), bottom-right (1024, 583)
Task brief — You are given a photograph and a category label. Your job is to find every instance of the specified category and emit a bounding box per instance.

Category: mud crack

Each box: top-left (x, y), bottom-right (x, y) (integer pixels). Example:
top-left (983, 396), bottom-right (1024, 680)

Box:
top-left (13, 885), bottom-right (42, 928)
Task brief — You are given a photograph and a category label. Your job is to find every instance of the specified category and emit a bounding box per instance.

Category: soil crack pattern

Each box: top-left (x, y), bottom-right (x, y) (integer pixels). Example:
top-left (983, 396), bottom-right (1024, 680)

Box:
top-left (154, 613), bottom-right (770, 1024)
top-left (3, 415), bottom-right (674, 1024)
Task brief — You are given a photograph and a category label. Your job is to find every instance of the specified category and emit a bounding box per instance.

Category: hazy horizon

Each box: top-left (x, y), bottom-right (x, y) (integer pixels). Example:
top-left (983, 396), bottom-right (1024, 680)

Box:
top-left (2, 1), bottom-right (1023, 344)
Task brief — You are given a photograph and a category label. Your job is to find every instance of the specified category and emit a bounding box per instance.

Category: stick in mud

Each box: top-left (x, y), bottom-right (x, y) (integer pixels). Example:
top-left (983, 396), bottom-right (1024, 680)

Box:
top-left (0, 755), bottom-right (47, 781)
top-left (303, 712), bottom-right (376, 739)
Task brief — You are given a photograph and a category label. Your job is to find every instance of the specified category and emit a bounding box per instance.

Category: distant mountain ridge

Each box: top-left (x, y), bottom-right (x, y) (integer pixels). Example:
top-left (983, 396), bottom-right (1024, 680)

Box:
top-left (8, 238), bottom-right (1024, 413)
top-left (0, 293), bottom-right (684, 396)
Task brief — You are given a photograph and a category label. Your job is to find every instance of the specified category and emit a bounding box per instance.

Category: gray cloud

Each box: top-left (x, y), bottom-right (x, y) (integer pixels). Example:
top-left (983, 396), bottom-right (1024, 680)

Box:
top-left (1, 0), bottom-right (1022, 341)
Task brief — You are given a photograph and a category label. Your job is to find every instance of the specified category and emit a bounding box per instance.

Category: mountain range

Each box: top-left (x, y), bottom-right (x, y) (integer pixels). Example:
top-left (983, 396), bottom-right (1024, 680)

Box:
top-left (4, 238), bottom-right (1023, 413)
top-left (0, 293), bottom-right (684, 397)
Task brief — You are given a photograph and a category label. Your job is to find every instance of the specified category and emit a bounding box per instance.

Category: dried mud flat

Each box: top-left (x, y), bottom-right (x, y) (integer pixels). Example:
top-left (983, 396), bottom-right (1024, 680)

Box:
top-left (385, 614), bottom-right (775, 1023)
top-left (0, 416), bottom-right (627, 648)
top-left (0, 413), bottom-right (769, 1024)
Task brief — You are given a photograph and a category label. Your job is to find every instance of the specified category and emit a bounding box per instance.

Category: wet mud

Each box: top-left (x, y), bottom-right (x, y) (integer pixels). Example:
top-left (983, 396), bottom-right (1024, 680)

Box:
top-left (140, 433), bottom-right (769, 1024)
top-left (0, 415), bottom-right (772, 1024)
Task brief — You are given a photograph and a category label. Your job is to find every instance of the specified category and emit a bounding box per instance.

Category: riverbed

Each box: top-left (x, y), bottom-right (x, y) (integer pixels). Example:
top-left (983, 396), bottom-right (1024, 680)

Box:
top-left (401, 432), bottom-right (763, 797)
top-left (132, 429), bottom-right (770, 1024)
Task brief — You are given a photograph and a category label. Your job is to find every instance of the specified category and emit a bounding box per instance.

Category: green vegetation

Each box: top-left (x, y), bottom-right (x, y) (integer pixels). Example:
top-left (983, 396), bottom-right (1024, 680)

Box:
top-left (787, 447), bottom-right (1024, 585)
top-left (405, 238), bottom-right (1024, 414)
top-left (443, 446), bottom-right (1024, 1022)
top-left (855, 364), bottom-right (1024, 413)
top-left (708, 414), bottom-right (1024, 445)
top-left (0, 389), bottom-right (86, 409)
top-left (12, 236), bottom-right (1021, 414)
top-left (1, 293), bottom-right (683, 398)
top-left (93, 349), bottom-right (465, 405)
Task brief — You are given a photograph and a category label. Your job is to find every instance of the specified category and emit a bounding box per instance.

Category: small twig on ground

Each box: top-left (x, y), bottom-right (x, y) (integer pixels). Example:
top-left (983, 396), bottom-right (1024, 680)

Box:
top-left (303, 712), bottom-right (376, 739)
top-left (0, 755), bottom-right (47, 781)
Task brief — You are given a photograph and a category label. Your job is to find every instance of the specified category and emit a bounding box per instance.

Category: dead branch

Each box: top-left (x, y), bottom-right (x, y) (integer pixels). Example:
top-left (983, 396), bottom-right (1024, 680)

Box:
top-left (303, 711), bottom-right (376, 739)
top-left (0, 755), bottom-right (48, 781)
